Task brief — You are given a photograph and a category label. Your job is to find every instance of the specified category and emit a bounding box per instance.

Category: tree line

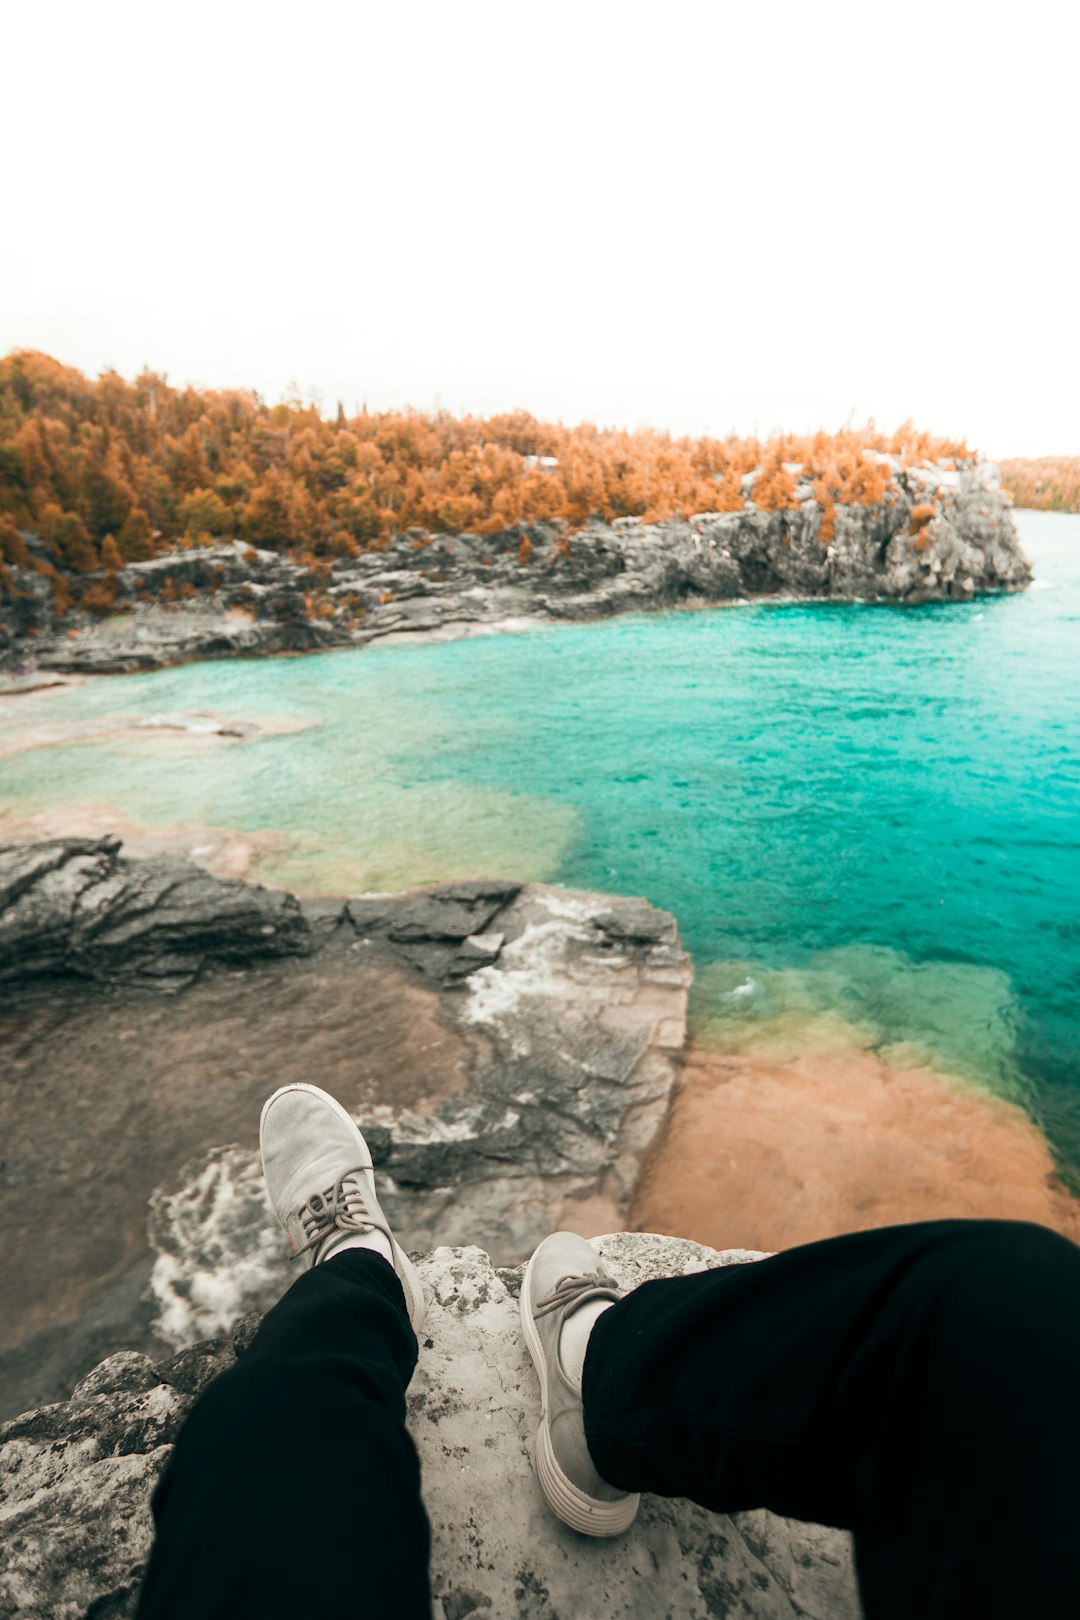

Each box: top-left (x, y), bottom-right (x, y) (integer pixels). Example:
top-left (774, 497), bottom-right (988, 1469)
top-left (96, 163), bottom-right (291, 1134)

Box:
top-left (1, 350), bottom-right (978, 599)
top-left (999, 458), bottom-right (1080, 513)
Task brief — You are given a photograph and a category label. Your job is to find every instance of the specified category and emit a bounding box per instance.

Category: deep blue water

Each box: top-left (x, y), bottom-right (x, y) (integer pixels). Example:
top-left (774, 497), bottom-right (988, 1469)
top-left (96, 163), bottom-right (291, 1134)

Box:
top-left (3, 510), bottom-right (1078, 1172)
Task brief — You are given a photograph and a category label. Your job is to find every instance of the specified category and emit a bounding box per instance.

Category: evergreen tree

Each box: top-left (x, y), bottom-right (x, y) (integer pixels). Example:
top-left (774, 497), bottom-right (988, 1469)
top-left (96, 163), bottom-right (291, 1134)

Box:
top-left (118, 506), bottom-right (154, 561)
top-left (100, 534), bottom-right (123, 572)
top-left (0, 515), bottom-right (29, 566)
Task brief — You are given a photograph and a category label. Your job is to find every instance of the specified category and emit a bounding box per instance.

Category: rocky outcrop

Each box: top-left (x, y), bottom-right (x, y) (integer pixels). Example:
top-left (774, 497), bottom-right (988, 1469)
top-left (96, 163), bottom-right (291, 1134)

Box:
top-left (0, 1237), bottom-right (860, 1619)
top-left (1, 461), bottom-right (1030, 675)
top-left (1, 841), bottom-right (690, 1406)
top-left (0, 836), bottom-right (310, 989)
top-left (147, 879), bottom-right (691, 1339)
top-left (0, 838), bottom-right (534, 992)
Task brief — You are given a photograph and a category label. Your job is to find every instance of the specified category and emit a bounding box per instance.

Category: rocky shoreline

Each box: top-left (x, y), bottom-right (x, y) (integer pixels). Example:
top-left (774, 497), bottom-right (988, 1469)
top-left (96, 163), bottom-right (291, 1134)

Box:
top-left (6, 831), bottom-right (1080, 1412)
top-left (1, 832), bottom-right (1073, 1616)
top-left (1, 460), bottom-right (1030, 676)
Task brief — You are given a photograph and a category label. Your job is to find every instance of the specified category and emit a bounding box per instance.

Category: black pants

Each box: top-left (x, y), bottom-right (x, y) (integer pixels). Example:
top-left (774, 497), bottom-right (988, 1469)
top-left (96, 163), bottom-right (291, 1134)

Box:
top-left (137, 1220), bottom-right (1080, 1620)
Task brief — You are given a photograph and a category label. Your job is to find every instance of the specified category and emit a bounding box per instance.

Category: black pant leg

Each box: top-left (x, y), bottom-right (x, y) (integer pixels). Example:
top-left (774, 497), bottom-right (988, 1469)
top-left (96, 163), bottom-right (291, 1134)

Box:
top-left (583, 1219), bottom-right (1080, 1620)
top-left (137, 1248), bottom-right (431, 1620)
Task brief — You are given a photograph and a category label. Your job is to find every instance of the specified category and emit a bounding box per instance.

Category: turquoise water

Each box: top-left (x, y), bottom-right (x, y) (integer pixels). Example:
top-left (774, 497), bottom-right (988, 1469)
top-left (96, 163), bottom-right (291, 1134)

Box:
top-left (3, 511), bottom-right (1078, 1174)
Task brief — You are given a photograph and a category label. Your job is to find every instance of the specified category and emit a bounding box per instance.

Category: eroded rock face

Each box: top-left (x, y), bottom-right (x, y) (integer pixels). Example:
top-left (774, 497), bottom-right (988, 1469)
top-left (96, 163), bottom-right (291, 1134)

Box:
top-left (148, 883), bottom-right (691, 1341)
top-left (0, 1238), bottom-right (860, 1620)
top-left (0, 840), bottom-right (522, 994)
top-left (1, 462), bottom-right (1030, 675)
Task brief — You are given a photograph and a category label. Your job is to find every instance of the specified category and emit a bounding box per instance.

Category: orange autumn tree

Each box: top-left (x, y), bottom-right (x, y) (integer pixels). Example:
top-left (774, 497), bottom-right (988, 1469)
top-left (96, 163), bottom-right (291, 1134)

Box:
top-left (0, 351), bottom-right (977, 582)
top-left (998, 457), bottom-right (1080, 512)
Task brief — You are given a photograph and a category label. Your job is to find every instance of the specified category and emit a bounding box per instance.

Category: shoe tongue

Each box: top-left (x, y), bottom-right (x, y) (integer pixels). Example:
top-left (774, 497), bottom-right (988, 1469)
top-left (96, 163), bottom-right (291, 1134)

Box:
top-left (563, 1283), bottom-right (617, 1317)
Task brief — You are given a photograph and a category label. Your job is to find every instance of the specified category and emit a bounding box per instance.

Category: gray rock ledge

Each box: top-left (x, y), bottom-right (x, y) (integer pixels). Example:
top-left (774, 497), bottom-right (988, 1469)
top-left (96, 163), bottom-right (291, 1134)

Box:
top-left (0, 836), bottom-right (310, 989)
top-left (0, 1237), bottom-right (859, 1619)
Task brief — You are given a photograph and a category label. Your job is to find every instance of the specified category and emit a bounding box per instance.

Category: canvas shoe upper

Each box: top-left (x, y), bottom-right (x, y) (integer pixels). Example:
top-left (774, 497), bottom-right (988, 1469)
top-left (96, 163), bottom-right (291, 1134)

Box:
top-left (520, 1231), bottom-right (640, 1537)
top-left (259, 1082), bottom-right (425, 1333)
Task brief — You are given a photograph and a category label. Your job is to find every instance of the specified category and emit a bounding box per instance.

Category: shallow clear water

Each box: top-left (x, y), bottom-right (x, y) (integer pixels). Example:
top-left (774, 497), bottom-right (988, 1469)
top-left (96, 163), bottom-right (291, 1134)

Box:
top-left (3, 511), bottom-right (1078, 1173)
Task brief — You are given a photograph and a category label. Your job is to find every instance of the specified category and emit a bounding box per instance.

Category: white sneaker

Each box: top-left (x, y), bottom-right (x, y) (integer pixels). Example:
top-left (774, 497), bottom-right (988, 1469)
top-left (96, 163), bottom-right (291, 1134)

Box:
top-left (259, 1082), bottom-right (425, 1332)
top-left (521, 1231), bottom-right (640, 1536)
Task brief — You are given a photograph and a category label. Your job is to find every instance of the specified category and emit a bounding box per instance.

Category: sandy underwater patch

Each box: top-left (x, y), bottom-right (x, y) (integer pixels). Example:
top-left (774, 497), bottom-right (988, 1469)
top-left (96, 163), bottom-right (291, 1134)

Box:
top-left (635, 950), bottom-right (1080, 1250)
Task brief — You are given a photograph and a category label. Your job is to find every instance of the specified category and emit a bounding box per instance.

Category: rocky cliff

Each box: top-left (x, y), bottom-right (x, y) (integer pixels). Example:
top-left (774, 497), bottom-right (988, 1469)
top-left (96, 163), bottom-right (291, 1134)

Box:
top-left (1, 460), bottom-right (1029, 675)
top-left (0, 1237), bottom-right (860, 1620)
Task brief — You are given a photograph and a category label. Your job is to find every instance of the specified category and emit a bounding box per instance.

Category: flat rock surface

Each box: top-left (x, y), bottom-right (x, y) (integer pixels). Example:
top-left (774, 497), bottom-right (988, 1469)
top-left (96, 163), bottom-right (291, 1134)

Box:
top-left (0, 1237), bottom-right (860, 1619)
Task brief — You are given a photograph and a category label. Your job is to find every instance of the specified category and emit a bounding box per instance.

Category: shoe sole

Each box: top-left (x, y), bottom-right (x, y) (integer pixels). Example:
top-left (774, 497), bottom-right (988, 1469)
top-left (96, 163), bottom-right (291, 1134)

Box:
top-left (520, 1246), bottom-right (640, 1538)
top-left (260, 1082), bottom-right (426, 1335)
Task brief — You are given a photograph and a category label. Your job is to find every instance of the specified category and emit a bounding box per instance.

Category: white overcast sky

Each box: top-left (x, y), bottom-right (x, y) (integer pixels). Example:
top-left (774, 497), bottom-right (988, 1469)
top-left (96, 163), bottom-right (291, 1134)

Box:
top-left (4, 0), bottom-right (1077, 458)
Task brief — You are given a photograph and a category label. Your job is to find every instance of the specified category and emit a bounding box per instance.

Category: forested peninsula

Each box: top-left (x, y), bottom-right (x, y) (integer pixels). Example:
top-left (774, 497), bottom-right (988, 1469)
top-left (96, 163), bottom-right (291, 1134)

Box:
top-left (1, 351), bottom-right (1031, 674)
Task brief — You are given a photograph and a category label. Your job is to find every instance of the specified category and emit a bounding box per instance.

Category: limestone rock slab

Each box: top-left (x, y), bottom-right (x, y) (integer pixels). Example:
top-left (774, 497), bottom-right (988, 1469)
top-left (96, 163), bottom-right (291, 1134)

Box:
top-left (0, 837), bottom-right (310, 988)
top-left (0, 1237), bottom-right (860, 1619)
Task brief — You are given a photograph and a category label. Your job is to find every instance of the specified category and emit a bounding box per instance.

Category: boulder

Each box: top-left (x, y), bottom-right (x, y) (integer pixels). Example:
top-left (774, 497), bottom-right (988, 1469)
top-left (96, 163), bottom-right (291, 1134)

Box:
top-left (0, 1237), bottom-right (859, 1619)
top-left (0, 837), bottom-right (310, 989)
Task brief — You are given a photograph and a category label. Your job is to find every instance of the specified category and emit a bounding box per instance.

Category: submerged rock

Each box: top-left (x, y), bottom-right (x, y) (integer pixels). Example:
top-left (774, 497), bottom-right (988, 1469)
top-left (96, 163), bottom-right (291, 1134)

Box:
top-left (0, 1237), bottom-right (859, 1619)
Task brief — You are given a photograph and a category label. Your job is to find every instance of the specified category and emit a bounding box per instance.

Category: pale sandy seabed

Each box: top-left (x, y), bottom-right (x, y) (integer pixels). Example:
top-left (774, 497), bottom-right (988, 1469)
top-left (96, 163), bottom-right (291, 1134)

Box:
top-left (0, 684), bottom-right (581, 893)
top-left (633, 1033), bottom-right (1080, 1252)
top-left (0, 805), bottom-right (290, 881)
top-left (0, 695), bottom-right (309, 877)
top-left (0, 705), bottom-right (316, 763)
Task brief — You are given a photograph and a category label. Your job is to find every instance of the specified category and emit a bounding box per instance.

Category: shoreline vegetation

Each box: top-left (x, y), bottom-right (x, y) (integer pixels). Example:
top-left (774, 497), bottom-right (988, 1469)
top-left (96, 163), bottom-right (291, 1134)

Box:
top-left (1, 348), bottom-right (975, 575)
top-left (0, 351), bottom-right (1032, 676)
top-left (999, 457), bottom-right (1080, 513)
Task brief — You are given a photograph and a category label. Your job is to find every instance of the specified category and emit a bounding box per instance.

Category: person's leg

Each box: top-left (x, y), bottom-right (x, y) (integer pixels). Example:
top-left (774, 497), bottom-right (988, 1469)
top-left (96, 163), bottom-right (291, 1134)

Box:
top-left (137, 1250), bottom-right (431, 1619)
top-left (576, 1219), bottom-right (1080, 1620)
top-left (137, 1084), bottom-right (432, 1620)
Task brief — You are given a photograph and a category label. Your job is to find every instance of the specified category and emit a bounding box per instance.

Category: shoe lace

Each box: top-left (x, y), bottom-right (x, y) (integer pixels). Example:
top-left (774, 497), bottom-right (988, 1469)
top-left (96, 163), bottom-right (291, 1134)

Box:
top-left (534, 1269), bottom-right (622, 1320)
top-left (292, 1166), bottom-right (389, 1261)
